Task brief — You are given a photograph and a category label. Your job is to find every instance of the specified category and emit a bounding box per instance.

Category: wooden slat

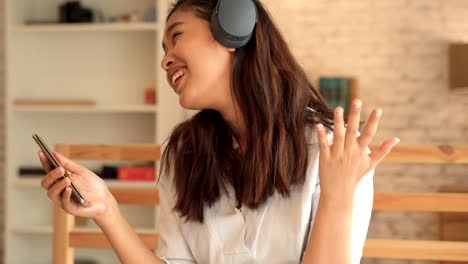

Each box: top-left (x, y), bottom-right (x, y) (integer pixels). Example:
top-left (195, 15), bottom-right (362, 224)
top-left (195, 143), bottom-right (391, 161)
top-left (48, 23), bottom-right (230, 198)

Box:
top-left (69, 231), bottom-right (158, 249)
top-left (53, 144), bottom-right (75, 264)
top-left (109, 188), bottom-right (159, 205)
top-left (363, 239), bottom-right (468, 261)
top-left (373, 192), bottom-right (468, 212)
top-left (371, 145), bottom-right (468, 163)
top-left (55, 144), bottom-right (161, 161)
top-left (53, 205), bottom-right (75, 264)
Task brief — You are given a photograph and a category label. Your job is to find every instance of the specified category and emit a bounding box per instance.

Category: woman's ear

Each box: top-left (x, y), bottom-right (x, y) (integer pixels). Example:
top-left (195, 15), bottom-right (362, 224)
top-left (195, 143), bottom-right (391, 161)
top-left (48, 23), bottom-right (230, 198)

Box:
top-left (227, 47), bottom-right (236, 53)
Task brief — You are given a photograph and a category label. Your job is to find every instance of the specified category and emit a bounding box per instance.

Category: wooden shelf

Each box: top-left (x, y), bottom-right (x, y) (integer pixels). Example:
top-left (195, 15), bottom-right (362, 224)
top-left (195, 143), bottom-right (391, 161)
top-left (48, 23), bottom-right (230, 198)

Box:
top-left (14, 177), bottom-right (157, 189)
top-left (11, 224), bottom-right (53, 235)
top-left (14, 23), bottom-right (159, 33)
top-left (11, 224), bottom-right (156, 236)
top-left (5, 0), bottom-right (182, 262)
top-left (13, 105), bottom-right (157, 113)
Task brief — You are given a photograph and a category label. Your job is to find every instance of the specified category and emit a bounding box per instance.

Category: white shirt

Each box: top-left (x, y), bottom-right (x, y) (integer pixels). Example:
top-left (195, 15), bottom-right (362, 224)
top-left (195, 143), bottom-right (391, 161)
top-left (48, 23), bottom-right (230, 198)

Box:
top-left (156, 126), bottom-right (374, 264)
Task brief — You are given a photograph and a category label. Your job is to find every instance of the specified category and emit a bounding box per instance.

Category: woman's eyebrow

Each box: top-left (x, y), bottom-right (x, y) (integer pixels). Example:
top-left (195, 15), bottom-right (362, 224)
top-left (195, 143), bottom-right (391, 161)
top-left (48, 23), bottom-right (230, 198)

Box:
top-left (162, 21), bottom-right (185, 52)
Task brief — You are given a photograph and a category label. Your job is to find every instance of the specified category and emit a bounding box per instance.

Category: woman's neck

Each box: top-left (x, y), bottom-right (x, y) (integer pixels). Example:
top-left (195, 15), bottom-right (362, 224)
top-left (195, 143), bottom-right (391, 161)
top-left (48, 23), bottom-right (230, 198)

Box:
top-left (218, 102), bottom-right (246, 154)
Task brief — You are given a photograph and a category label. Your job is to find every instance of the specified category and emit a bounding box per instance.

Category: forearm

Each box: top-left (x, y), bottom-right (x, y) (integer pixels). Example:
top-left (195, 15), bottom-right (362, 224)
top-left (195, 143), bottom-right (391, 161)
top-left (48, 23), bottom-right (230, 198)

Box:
top-left (302, 195), bottom-right (354, 264)
top-left (94, 199), bottom-right (165, 264)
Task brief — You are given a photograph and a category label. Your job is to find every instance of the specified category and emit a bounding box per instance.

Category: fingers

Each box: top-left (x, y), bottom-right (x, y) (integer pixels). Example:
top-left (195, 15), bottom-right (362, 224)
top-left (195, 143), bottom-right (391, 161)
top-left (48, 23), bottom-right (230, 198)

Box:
top-left (358, 108), bottom-right (382, 147)
top-left (53, 152), bottom-right (86, 174)
top-left (38, 150), bottom-right (54, 173)
top-left (47, 176), bottom-right (71, 204)
top-left (345, 100), bottom-right (362, 148)
top-left (41, 167), bottom-right (65, 190)
top-left (332, 107), bottom-right (345, 154)
top-left (344, 99), bottom-right (362, 150)
top-left (61, 187), bottom-right (77, 214)
top-left (369, 137), bottom-right (400, 167)
top-left (316, 123), bottom-right (330, 159)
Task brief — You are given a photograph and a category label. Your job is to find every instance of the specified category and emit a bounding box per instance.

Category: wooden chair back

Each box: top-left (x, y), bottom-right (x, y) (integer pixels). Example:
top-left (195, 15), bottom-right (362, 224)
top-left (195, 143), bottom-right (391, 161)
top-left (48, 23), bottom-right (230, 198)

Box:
top-left (364, 145), bottom-right (468, 262)
top-left (53, 144), bottom-right (161, 264)
top-left (53, 144), bottom-right (468, 263)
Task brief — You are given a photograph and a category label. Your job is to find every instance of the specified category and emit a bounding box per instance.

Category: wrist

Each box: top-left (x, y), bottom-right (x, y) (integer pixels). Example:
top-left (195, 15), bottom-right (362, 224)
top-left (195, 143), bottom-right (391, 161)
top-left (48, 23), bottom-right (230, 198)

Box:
top-left (319, 193), bottom-right (355, 210)
top-left (94, 194), bottom-right (120, 228)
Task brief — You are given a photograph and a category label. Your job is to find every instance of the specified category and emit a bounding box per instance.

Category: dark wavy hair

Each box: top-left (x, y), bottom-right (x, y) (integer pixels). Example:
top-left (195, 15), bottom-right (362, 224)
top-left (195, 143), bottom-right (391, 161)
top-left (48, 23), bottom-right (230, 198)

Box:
top-left (160, 0), bottom-right (340, 223)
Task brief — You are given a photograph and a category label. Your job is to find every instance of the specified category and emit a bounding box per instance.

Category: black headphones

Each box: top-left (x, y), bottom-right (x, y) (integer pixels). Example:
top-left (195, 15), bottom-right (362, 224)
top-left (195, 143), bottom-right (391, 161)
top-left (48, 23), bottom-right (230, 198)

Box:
top-left (210, 0), bottom-right (258, 49)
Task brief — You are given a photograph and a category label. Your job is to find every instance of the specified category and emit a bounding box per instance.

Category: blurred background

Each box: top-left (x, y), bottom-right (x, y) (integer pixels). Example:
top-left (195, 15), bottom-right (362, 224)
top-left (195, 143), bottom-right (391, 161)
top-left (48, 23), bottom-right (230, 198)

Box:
top-left (1, 0), bottom-right (468, 263)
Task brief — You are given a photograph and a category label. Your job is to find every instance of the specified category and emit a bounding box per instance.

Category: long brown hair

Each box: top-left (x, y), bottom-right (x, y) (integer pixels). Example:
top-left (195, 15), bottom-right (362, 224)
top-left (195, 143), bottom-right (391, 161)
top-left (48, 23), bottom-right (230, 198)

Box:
top-left (160, 0), bottom-right (338, 223)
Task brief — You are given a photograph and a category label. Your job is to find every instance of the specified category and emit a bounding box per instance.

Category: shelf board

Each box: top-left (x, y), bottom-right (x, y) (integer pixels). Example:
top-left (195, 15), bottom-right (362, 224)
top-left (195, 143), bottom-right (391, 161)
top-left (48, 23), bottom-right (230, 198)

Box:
top-left (74, 226), bottom-right (156, 234)
top-left (11, 224), bottom-right (53, 235)
top-left (14, 177), bottom-right (157, 189)
top-left (11, 224), bottom-right (156, 235)
top-left (105, 179), bottom-right (157, 188)
top-left (14, 22), bottom-right (159, 33)
top-left (13, 104), bottom-right (157, 113)
top-left (13, 177), bottom-right (42, 188)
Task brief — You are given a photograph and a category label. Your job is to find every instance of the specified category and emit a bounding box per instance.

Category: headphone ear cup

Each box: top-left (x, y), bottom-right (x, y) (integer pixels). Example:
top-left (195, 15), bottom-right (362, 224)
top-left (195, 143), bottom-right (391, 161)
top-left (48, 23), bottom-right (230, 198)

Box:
top-left (211, 0), bottom-right (257, 49)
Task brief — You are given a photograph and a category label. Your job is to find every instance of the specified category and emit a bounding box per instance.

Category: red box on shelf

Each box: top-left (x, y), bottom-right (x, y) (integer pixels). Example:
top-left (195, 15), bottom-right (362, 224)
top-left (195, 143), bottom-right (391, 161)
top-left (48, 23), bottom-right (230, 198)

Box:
top-left (117, 166), bottom-right (157, 181)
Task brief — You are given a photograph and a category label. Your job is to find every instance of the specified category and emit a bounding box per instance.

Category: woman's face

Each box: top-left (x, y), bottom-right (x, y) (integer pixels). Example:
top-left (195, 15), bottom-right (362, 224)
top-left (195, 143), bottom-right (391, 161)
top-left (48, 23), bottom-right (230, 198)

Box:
top-left (161, 9), bottom-right (236, 110)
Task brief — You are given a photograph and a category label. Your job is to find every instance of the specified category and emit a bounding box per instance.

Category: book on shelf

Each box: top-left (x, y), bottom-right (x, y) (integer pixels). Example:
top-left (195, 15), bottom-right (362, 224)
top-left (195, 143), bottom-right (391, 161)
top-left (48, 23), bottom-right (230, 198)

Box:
top-left (318, 76), bottom-right (358, 117)
top-left (118, 166), bottom-right (157, 181)
top-left (18, 166), bottom-right (100, 177)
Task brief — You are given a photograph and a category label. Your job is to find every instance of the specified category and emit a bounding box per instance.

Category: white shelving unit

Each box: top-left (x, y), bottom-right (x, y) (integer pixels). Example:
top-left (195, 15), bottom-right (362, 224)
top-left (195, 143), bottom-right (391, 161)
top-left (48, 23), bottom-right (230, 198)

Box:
top-left (4, 0), bottom-right (186, 263)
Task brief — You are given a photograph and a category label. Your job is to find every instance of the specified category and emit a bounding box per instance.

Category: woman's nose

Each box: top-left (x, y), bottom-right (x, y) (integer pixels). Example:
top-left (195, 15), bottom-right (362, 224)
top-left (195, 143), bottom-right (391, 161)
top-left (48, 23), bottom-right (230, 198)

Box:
top-left (161, 53), bottom-right (174, 71)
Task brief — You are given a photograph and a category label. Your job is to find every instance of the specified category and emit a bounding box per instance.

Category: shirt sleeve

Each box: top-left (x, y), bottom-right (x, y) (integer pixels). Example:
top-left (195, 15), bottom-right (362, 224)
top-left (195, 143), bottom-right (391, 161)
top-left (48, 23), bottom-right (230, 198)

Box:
top-left (350, 167), bottom-right (374, 264)
top-left (156, 175), bottom-right (196, 264)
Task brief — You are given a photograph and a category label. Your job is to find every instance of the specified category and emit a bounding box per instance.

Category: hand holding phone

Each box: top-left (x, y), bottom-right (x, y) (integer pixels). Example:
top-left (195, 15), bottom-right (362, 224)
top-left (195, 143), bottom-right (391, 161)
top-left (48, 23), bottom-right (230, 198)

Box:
top-left (33, 133), bottom-right (88, 206)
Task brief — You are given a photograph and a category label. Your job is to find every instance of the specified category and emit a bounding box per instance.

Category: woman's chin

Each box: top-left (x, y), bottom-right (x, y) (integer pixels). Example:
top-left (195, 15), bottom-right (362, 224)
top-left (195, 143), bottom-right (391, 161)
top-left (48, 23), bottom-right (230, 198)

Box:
top-left (178, 92), bottom-right (196, 109)
top-left (177, 86), bottom-right (207, 110)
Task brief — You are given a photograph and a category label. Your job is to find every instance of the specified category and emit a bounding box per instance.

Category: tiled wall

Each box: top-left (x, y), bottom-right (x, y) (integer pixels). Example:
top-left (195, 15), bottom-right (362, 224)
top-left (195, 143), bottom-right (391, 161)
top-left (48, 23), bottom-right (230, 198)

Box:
top-left (1, 0), bottom-right (467, 263)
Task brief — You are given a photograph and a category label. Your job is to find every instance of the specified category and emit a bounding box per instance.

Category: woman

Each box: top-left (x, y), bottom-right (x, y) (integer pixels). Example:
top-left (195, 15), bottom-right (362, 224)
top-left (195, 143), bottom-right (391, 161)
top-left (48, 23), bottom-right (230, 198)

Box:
top-left (38, 0), bottom-right (399, 263)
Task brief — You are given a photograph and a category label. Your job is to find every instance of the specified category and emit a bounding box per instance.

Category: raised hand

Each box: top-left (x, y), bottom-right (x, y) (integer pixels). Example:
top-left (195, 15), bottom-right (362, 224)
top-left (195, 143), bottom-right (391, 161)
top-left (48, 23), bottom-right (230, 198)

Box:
top-left (315, 99), bottom-right (400, 202)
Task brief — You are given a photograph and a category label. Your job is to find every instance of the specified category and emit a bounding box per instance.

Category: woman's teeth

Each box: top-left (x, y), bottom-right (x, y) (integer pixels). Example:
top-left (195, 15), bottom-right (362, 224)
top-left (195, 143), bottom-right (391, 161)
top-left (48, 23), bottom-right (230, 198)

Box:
top-left (172, 68), bottom-right (187, 85)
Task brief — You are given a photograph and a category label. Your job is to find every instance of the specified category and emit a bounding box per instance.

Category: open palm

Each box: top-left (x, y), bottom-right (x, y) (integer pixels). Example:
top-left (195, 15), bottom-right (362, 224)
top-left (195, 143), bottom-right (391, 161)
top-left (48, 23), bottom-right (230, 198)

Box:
top-left (316, 99), bottom-right (400, 201)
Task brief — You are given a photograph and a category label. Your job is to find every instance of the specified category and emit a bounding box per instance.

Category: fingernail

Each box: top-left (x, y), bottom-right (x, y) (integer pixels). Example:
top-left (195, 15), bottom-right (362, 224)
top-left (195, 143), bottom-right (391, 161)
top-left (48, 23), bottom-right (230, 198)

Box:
top-left (376, 109), bottom-right (382, 117)
top-left (395, 138), bottom-right (401, 144)
top-left (317, 123), bottom-right (324, 131)
top-left (353, 100), bottom-right (361, 109)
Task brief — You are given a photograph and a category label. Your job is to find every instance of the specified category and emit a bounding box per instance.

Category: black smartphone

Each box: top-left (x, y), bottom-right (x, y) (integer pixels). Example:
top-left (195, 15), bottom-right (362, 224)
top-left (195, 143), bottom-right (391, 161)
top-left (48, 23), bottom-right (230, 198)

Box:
top-left (32, 133), bottom-right (88, 207)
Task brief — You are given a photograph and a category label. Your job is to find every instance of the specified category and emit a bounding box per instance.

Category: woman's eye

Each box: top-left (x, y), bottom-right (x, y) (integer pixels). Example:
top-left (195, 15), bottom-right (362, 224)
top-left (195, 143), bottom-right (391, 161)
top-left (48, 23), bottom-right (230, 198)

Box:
top-left (172, 32), bottom-right (181, 43)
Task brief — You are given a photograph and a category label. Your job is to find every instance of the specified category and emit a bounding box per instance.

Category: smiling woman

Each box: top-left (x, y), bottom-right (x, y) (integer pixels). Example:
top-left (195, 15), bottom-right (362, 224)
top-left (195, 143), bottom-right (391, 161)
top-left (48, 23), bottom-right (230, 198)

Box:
top-left (37, 0), bottom-right (399, 264)
top-left (159, 0), bottom-right (336, 222)
top-left (156, 0), bottom-right (398, 264)
top-left (161, 6), bottom-right (239, 111)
